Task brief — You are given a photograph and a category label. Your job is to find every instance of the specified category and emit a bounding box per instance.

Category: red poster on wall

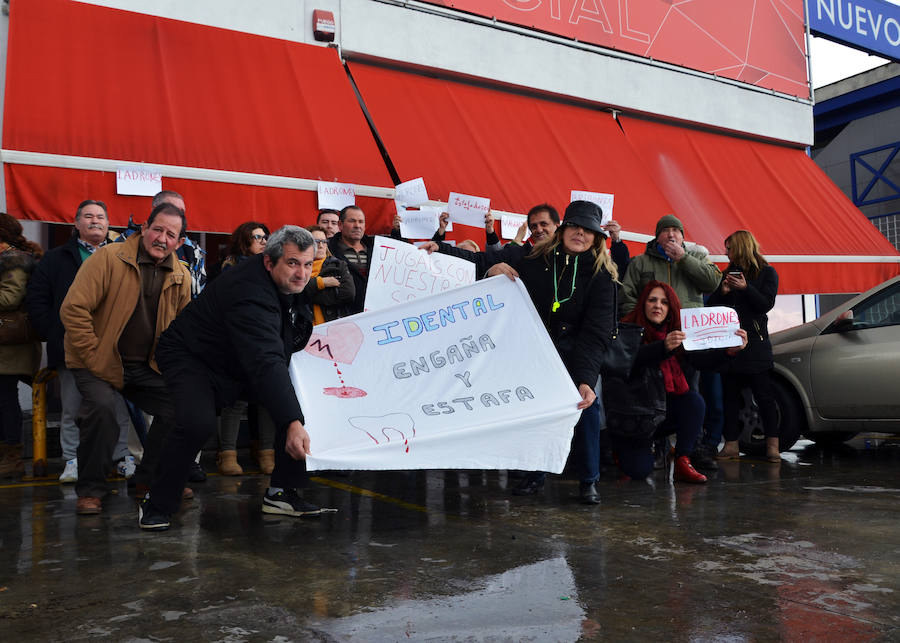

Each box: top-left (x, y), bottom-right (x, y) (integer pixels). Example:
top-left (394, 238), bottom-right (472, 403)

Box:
top-left (424, 0), bottom-right (809, 98)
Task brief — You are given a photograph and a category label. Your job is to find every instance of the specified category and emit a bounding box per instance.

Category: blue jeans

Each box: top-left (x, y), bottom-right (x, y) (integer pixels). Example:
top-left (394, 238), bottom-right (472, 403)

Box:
top-left (700, 371), bottom-right (724, 449)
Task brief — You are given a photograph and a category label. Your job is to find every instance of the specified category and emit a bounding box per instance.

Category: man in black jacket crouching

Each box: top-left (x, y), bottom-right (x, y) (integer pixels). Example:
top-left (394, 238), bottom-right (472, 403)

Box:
top-left (139, 226), bottom-right (320, 530)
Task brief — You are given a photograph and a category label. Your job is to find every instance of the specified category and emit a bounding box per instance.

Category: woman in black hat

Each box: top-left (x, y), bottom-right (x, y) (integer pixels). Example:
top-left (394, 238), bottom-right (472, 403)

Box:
top-left (487, 200), bottom-right (616, 504)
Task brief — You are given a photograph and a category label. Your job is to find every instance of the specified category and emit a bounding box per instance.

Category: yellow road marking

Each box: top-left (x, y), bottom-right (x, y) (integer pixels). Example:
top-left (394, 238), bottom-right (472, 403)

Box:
top-left (312, 476), bottom-right (428, 513)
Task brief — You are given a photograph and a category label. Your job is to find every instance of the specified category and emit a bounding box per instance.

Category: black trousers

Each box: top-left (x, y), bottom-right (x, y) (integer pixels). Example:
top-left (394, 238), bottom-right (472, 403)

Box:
top-left (722, 370), bottom-right (779, 441)
top-left (149, 355), bottom-right (309, 515)
top-left (73, 362), bottom-right (174, 498)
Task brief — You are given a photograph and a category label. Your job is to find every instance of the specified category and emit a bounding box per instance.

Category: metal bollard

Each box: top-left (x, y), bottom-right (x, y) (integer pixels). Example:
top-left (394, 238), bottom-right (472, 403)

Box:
top-left (31, 368), bottom-right (57, 478)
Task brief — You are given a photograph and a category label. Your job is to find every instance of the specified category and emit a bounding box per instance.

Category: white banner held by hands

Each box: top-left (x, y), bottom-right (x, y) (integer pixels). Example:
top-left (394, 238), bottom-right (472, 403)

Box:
top-left (500, 212), bottom-right (530, 241)
top-left (397, 205), bottom-right (441, 240)
top-left (680, 306), bottom-right (743, 350)
top-left (570, 190), bottom-right (614, 226)
top-left (116, 166), bottom-right (162, 196)
top-left (364, 235), bottom-right (475, 312)
top-left (318, 181), bottom-right (356, 210)
top-left (448, 192), bottom-right (490, 228)
top-left (394, 177), bottom-right (429, 206)
top-left (290, 276), bottom-right (582, 472)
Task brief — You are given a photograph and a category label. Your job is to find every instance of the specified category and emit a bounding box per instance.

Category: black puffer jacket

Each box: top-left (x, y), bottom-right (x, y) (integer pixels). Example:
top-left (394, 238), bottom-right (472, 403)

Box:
top-left (156, 254), bottom-right (312, 429)
top-left (302, 256), bottom-right (355, 323)
top-left (25, 236), bottom-right (82, 368)
top-left (512, 247), bottom-right (615, 388)
top-left (706, 264), bottom-right (778, 374)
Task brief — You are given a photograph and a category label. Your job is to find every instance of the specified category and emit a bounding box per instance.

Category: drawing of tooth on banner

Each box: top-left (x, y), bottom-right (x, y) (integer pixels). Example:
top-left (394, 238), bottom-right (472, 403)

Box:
top-left (349, 413), bottom-right (416, 453)
top-left (304, 322), bottom-right (367, 398)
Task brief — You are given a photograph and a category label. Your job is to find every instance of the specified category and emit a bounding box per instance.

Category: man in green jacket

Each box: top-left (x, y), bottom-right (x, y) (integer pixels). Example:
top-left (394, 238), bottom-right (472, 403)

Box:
top-left (620, 214), bottom-right (721, 316)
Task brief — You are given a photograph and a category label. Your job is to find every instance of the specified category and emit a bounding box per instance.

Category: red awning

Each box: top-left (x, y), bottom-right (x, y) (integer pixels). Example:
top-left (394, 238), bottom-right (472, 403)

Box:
top-left (618, 116), bottom-right (900, 293)
top-left (2, 0), bottom-right (394, 232)
top-left (348, 61), bottom-right (676, 237)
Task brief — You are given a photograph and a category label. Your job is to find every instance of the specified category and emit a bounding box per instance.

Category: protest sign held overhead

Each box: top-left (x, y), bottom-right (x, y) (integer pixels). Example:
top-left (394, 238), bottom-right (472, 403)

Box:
top-left (290, 276), bottom-right (582, 472)
top-left (397, 204), bottom-right (442, 240)
top-left (680, 306), bottom-right (743, 350)
top-left (117, 165), bottom-right (162, 196)
top-left (394, 177), bottom-right (429, 207)
top-left (570, 190), bottom-right (614, 226)
top-left (448, 192), bottom-right (490, 228)
top-left (365, 236), bottom-right (476, 312)
top-left (500, 212), bottom-right (530, 241)
top-left (318, 181), bottom-right (356, 210)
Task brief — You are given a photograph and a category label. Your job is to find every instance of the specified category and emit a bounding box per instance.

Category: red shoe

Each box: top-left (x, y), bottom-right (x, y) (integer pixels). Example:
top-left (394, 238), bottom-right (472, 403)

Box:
top-left (673, 455), bottom-right (707, 484)
top-left (76, 496), bottom-right (102, 515)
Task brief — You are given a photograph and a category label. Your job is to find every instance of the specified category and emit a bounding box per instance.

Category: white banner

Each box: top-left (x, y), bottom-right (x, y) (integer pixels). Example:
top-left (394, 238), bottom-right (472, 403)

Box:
top-left (364, 236), bottom-right (475, 312)
top-left (397, 204), bottom-right (441, 240)
top-left (500, 212), bottom-right (530, 241)
top-left (116, 165), bottom-right (162, 196)
top-left (570, 190), bottom-right (614, 226)
top-left (394, 177), bottom-right (429, 206)
top-left (680, 306), bottom-right (743, 350)
top-left (317, 181), bottom-right (356, 210)
top-left (290, 277), bottom-right (582, 472)
top-left (448, 191), bottom-right (490, 228)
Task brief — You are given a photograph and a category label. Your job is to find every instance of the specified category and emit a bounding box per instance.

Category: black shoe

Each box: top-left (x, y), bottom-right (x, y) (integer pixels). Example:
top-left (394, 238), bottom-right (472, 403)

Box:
top-left (690, 445), bottom-right (719, 471)
top-left (579, 481), bottom-right (601, 505)
top-left (188, 461), bottom-right (207, 483)
top-left (653, 439), bottom-right (669, 470)
top-left (511, 476), bottom-right (544, 496)
top-left (262, 489), bottom-right (322, 517)
top-left (138, 497), bottom-right (170, 531)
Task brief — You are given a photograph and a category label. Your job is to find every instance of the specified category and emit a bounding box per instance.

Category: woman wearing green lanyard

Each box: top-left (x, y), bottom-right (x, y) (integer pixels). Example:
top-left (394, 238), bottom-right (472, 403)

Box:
top-left (487, 201), bottom-right (616, 504)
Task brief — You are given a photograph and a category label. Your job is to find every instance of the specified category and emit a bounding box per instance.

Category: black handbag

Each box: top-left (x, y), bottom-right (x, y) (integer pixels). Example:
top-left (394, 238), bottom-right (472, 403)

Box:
top-left (0, 307), bottom-right (39, 345)
top-left (599, 286), bottom-right (643, 380)
top-left (603, 367), bottom-right (667, 439)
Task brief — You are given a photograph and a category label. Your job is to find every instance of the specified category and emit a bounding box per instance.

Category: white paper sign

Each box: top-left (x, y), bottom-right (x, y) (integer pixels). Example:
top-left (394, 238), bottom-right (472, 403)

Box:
top-left (397, 205), bottom-right (442, 240)
top-left (394, 177), bottom-right (429, 206)
top-left (680, 306), bottom-right (743, 351)
top-left (448, 192), bottom-right (490, 228)
top-left (570, 190), bottom-right (614, 226)
top-left (365, 236), bottom-right (476, 312)
top-left (500, 213), bottom-right (530, 241)
top-left (116, 166), bottom-right (162, 197)
top-left (290, 277), bottom-right (582, 472)
top-left (318, 181), bottom-right (356, 210)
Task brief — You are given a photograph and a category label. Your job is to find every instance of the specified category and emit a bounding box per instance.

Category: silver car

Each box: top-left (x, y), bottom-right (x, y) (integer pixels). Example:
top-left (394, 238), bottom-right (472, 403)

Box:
top-left (737, 275), bottom-right (900, 454)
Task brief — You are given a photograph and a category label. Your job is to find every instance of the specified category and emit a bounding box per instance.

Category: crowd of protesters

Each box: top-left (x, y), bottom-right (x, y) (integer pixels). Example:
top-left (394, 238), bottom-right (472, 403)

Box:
top-left (0, 191), bottom-right (781, 529)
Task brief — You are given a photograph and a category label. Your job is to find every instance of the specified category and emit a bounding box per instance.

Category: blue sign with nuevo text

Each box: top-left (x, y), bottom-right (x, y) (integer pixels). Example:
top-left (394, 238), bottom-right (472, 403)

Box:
top-left (808, 0), bottom-right (900, 61)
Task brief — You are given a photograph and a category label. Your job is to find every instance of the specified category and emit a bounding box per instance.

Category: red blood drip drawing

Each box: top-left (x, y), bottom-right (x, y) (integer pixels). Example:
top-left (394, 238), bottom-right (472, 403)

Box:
top-left (348, 414), bottom-right (416, 453)
top-left (322, 360), bottom-right (366, 398)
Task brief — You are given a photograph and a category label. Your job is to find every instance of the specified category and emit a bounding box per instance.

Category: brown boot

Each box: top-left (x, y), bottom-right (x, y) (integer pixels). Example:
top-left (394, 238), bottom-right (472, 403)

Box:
top-left (766, 437), bottom-right (781, 463)
top-left (0, 444), bottom-right (25, 478)
top-left (716, 441), bottom-right (740, 460)
top-left (217, 450), bottom-right (243, 476)
top-left (257, 449), bottom-right (275, 475)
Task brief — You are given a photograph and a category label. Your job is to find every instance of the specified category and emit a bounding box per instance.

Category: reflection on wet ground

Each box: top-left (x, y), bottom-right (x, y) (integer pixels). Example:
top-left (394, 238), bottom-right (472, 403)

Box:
top-left (1, 437), bottom-right (898, 640)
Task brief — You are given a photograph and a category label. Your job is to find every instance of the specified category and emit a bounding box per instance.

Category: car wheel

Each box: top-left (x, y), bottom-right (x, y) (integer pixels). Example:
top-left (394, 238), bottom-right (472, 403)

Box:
top-left (807, 431), bottom-right (858, 447)
top-left (737, 379), bottom-right (803, 456)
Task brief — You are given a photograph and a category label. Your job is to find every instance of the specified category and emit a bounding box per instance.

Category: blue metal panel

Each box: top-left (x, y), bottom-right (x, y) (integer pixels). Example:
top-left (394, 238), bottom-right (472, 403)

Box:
top-left (850, 141), bottom-right (900, 213)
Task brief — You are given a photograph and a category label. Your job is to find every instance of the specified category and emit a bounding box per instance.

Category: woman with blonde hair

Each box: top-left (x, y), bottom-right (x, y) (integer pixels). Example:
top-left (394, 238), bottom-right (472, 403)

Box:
top-left (707, 229), bottom-right (780, 462)
top-left (0, 213), bottom-right (42, 478)
top-left (487, 200), bottom-right (616, 504)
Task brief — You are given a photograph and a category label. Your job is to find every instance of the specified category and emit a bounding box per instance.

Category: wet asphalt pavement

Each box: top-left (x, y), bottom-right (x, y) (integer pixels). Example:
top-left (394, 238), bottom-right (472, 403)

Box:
top-left (1, 436), bottom-right (898, 641)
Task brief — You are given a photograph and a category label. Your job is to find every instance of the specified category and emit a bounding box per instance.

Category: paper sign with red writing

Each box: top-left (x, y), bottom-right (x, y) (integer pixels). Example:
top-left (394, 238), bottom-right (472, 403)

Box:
top-left (365, 235), bottom-right (475, 312)
top-left (500, 213), bottom-right (530, 242)
top-left (448, 192), bottom-right (490, 228)
top-left (680, 306), bottom-right (742, 351)
top-left (398, 205), bottom-right (442, 240)
top-left (394, 177), bottom-right (429, 207)
top-left (116, 166), bottom-right (162, 197)
top-left (570, 190), bottom-right (614, 226)
top-left (317, 181), bottom-right (355, 210)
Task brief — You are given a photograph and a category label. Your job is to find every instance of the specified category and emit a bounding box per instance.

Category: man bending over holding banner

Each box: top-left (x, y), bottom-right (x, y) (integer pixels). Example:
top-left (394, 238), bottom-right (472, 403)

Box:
top-left (139, 226), bottom-right (322, 530)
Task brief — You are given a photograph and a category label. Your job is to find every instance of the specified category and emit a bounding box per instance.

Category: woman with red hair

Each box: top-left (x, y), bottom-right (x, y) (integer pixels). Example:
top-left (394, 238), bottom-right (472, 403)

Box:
top-left (605, 280), bottom-right (746, 482)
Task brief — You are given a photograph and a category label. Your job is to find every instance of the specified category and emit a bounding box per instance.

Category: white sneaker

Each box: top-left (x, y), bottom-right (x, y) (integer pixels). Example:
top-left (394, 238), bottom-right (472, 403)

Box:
top-left (116, 455), bottom-right (136, 479)
top-left (59, 458), bottom-right (78, 483)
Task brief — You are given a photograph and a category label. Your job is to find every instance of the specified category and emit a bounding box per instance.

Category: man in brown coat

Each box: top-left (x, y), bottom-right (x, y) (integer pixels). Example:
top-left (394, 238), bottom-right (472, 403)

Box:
top-left (60, 202), bottom-right (192, 515)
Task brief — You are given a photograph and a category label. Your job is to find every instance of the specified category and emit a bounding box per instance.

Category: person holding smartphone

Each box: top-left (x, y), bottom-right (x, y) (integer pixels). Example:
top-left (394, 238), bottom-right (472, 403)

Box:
top-left (707, 230), bottom-right (781, 463)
